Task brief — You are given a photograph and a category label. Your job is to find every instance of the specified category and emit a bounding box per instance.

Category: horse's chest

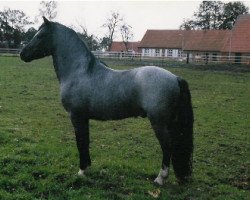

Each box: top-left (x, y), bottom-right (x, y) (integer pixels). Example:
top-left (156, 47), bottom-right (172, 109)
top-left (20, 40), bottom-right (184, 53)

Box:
top-left (60, 83), bottom-right (89, 112)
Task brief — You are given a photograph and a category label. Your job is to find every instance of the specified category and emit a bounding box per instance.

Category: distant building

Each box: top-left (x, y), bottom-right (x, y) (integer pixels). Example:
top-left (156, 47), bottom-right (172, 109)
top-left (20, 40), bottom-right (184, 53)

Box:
top-left (110, 41), bottom-right (141, 53)
top-left (138, 14), bottom-right (250, 64)
top-left (221, 14), bottom-right (250, 63)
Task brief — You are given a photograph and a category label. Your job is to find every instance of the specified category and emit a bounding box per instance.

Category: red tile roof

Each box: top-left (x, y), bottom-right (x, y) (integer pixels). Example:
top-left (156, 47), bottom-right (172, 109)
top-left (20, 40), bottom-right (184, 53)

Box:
top-left (139, 29), bottom-right (230, 52)
top-left (139, 30), bottom-right (184, 49)
top-left (139, 15), bottom-right (250, 53)
top-left (221, 15), bottom-right (250, 53)
top-left (110, 41), bottom-right (140, 52)
top-left (184, 30), bottom-right (230, 51)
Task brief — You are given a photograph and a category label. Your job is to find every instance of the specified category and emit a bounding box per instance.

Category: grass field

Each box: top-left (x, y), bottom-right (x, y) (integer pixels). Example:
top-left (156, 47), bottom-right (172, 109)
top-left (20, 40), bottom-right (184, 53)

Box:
top-left (0, 57), bottom-right (249, 200)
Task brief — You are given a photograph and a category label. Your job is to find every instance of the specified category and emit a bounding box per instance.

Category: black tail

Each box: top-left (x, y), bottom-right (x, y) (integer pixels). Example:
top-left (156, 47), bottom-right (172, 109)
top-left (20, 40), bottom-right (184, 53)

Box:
top-left (171, 77), bottom-right (194, 183)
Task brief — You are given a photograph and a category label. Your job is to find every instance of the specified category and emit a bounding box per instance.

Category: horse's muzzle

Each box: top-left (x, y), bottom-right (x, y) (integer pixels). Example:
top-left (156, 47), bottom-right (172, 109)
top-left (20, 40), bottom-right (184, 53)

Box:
top-left (20, 50), bottom-right (32, 63)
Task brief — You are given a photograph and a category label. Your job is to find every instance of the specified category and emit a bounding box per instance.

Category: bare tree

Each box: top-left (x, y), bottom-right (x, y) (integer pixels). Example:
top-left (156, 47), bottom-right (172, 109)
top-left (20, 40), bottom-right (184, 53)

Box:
top-left (70, 22), bottom-right (100, 51)
top-left (0, 8), bottom-right (32, 31)
top-left (39, 1), bottom-right (57, 20)
top-left (120, 23), bottom-right (133, 51)
top-left (102, 11), bottom-right (123, 51)
top-left (76, 21), bottom-right (88, 36)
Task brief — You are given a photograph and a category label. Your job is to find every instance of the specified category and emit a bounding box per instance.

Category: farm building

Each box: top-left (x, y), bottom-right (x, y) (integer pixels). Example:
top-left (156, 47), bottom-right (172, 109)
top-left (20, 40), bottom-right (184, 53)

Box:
top-left (110, 41), bottom-right (140, 53)
top-left (138, 14), bottom-right (250, 64)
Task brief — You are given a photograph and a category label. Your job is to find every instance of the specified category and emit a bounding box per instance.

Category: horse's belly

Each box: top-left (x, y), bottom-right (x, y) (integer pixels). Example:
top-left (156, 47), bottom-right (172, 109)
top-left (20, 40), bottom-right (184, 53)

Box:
top-left (89, 104), bottom-right (146, 121)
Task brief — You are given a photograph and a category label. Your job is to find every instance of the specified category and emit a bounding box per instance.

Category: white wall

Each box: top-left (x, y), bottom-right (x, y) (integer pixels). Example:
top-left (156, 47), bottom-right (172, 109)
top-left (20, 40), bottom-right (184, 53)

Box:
top-left (142, 48), bottom-right (181, 57)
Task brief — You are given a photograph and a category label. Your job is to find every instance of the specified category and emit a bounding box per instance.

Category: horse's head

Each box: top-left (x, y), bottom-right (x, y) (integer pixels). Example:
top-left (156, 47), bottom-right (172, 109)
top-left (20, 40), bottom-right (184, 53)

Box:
top-left (20, 17), bottom-right (53, 62)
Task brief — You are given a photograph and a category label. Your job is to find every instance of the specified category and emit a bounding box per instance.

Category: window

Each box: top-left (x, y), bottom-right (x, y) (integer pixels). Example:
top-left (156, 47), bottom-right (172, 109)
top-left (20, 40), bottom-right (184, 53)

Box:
top-left (155, 49), bottom-right (160, 57)
top-left (178, 50), bottom-right (182, 57)
top-left (212, 53), bottom-right (217, 61)
top-left (144, 48), bottom-right (149, 56)
top-left (167, 49), bottom-right (173, 57)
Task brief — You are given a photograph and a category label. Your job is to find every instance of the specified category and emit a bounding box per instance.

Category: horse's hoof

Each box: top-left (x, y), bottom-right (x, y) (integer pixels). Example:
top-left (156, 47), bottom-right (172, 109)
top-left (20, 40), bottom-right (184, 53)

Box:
top-left (154, 177), bottom-right (164, 186)
top-left (77, 169), bottom-right (85, 176)
top-left (177, 176), bottom-right (192, 185)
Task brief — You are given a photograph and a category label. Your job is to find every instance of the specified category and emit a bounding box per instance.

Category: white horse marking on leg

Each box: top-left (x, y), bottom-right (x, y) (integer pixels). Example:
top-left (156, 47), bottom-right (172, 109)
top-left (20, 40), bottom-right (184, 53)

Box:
top-left (154, 165), bottom-right (169, 185)
top-left (78, 169), bottom-right (85, 176)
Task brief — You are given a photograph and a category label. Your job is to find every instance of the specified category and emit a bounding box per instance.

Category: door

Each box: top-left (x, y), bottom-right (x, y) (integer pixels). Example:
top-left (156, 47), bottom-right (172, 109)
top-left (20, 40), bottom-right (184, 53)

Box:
top-left (235, 53), bottom-right (241, 64)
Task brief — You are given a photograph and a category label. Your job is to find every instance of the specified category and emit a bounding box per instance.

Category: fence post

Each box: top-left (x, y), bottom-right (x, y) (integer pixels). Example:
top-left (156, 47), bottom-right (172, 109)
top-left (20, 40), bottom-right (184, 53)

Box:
top-left (205, 53), bottom-right (208, 65)
top-left (186, 52), bottom-right (189, 64)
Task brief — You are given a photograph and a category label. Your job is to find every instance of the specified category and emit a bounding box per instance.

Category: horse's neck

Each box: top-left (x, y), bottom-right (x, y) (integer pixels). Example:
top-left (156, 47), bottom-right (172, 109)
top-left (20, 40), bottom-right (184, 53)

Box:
top-left (52, 27), bottom-right (92, 82)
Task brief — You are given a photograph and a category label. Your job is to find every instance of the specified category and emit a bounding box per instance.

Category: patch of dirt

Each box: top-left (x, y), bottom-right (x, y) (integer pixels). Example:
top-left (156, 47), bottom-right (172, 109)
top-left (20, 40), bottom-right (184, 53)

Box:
top-left (229, 164), bottom-right (250, 190)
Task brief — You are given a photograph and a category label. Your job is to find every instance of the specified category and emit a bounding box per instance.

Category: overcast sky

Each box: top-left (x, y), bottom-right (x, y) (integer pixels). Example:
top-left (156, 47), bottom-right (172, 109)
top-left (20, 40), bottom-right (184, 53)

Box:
top-left (1, 0), bottom-right (250, 41)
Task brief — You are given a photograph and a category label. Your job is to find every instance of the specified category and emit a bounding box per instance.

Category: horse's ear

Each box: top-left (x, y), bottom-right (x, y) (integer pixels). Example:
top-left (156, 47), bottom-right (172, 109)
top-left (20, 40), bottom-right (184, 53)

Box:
top-left (43, 16), bottom-right (50, 25)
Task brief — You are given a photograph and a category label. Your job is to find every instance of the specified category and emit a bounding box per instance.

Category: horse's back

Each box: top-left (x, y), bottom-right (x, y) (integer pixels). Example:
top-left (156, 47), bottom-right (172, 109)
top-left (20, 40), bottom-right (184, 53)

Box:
top-left (134, 66), bottom-right (177, 84)
top-left (134, 66), bottom-right (180, 119)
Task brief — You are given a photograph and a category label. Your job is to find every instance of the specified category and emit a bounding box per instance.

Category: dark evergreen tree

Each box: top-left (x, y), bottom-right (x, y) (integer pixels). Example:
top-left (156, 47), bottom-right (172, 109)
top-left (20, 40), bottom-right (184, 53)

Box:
top-left (0, 8), bottom-right (32, 47)
top-left (23, 27), bottom-right (37, 42)
top-left (220, 1), bottom-right (249, 29)
top-left (180, 1), bottom-right (249, 30)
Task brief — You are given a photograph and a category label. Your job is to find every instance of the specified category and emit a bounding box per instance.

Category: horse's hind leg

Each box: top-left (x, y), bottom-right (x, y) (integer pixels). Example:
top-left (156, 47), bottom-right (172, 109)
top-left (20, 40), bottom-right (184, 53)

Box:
top-left (150, 119), bottom-right (171, 185)
top-left (70, 112), bottom-right (91, 176)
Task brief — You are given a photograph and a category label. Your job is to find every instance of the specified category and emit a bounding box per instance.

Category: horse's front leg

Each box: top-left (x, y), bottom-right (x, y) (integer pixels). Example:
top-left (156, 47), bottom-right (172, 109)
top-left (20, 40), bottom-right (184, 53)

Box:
top-left (70, 112), bottom-right (91, 176)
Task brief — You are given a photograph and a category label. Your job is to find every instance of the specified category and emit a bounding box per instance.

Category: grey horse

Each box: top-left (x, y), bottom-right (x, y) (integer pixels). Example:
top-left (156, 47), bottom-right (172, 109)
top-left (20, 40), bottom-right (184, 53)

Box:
top-left (20, 17), bottom-right (193, 185)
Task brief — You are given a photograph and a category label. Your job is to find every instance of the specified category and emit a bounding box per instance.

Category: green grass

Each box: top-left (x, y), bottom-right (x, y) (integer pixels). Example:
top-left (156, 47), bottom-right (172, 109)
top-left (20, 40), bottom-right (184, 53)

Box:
top-left (0, 56), bottom-right (249, 200)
